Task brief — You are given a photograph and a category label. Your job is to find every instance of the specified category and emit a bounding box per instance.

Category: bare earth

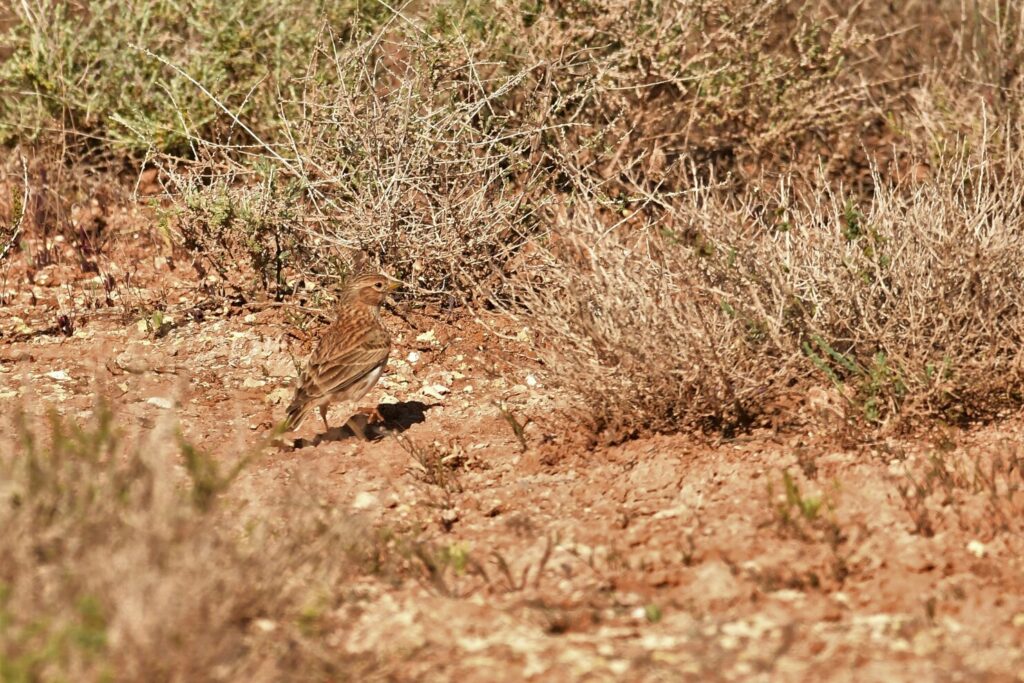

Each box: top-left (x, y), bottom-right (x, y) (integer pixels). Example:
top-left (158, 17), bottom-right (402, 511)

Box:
top-left (2, 219), bottom-right (1023, 681)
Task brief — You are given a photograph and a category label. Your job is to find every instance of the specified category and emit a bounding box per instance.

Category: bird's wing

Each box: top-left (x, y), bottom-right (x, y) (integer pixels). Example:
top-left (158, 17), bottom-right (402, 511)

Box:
top-left (297, 325), bottom-right (390, 402)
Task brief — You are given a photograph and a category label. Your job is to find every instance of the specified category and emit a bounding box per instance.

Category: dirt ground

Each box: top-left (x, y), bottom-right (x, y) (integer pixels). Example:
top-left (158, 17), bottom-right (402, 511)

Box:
top-left (2, 212), bottom-right (1024, 681)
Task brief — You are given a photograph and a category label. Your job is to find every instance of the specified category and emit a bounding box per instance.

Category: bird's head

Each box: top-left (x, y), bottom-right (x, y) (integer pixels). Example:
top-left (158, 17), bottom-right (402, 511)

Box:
top-left (342, 270), bottom-right (400, 308)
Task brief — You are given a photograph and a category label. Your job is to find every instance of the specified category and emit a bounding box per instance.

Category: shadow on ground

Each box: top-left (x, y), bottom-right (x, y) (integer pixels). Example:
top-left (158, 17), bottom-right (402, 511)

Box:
top-left (293, 400), bottom-right (436, 449)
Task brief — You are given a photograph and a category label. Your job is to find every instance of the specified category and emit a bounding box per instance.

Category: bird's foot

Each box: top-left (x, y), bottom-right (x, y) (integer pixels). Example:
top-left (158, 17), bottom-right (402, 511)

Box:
top-left (345, 413), bottom-right (370, 442)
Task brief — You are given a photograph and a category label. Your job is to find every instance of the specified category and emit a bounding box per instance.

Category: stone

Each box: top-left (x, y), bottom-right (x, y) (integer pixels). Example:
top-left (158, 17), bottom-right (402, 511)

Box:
top-left (352, 492), bottom-right (379, 511)
top-left (691, 561), bottom-right (743, 605)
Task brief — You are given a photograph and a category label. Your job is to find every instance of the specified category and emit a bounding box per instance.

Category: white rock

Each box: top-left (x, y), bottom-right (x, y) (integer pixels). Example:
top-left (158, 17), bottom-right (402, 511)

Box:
top-left (46, 370), bottom-right (71, 382)
top-left (415, 330), bottom-right (436, 344)
top-left (441, 508), bottom-right (460, 526)
top-left (967, 540), bottom-right (987, 558)
top-left (407, 351), bottom-right (421, 364)
top-left (352, 492), bottom-right (379, 511)
top-left (422, 384), bottom-right (449, 401)
top-left (692, 561), bottom-right (743, 604)
top-left (525, 374), bottom-right (538, 387)
top-left (242, 377), bottom-right (265, 389)
top-left (146, 397), bottom-right (174, 409)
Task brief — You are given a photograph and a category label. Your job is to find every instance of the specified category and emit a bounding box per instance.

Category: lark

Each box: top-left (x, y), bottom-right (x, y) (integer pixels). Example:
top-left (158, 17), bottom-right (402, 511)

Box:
top-left (283, 270), bottom-right (398, 440)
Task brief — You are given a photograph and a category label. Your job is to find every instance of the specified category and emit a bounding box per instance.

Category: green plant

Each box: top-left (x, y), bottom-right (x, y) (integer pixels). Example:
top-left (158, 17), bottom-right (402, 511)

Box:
top-left (0, 0), bottom-right (389, 161)
top-left (770, 470), bottom-right (829, 529)
top-left (802, 337), bottom-right (908, 425)
top-left (166, 171), bottom-right (309, 295)
top-left (768, 470), bottom-right (847, 582)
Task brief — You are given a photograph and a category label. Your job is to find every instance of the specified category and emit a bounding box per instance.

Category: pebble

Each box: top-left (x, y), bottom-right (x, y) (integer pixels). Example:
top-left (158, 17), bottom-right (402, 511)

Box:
top-left (422, 384), bottom-right (449, 401)
top-left (46, 370), bottom-right (71, 382)
top-left (146, 397), bottom-right (174, 409)
top-left (116, 350), bottom-right (150, 374)
top-left (352, 492), bottom-right (379, 511)
top-left (407, 351), bottom-right (421, 364)
top-left (692, 561), bottom-right (743, 604)
top-left (441, 508), bottom-right (460, 527)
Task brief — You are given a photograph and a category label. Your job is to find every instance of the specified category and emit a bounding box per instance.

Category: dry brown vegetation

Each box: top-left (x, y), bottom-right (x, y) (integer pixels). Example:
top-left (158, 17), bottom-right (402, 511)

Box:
top-left (0, 406), bottom-right (380, 680)
top-left (525, 149), bottom-right (1024, 437)
top-left (8, 0), bottom-right (1023, 434)
top-left (4, 0), bottom-right (1024, 679)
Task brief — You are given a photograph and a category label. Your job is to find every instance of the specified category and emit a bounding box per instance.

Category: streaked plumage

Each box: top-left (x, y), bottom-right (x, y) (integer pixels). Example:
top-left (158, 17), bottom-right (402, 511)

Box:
top-left (283, 270), bottom-right (397, 439)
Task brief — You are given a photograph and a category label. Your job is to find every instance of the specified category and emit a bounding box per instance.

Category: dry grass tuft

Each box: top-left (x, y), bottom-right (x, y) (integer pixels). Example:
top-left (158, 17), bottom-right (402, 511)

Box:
top-left (0, 404), bottom-right (398, 680)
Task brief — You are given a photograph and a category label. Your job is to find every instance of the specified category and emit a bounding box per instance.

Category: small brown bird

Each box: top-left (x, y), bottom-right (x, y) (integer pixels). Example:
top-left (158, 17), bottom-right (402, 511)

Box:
top-left (283, 270), bottom-right (399, 440)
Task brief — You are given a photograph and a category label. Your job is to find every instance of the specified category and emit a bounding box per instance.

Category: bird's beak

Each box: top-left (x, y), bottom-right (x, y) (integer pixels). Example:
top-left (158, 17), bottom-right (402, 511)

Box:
top-left (387, 278), bottom-right (401, 292)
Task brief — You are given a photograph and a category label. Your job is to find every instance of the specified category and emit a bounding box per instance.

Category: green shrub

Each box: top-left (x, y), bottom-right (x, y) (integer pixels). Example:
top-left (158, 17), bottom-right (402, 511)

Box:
top-left (0, 0), bottom-right (389, 161)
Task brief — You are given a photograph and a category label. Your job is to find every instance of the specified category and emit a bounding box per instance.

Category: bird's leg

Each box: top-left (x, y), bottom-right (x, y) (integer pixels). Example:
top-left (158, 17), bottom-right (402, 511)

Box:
top-left (345, 413), bottom-right (370, 441)
top-left (319, 404), bottom-right (330, 432)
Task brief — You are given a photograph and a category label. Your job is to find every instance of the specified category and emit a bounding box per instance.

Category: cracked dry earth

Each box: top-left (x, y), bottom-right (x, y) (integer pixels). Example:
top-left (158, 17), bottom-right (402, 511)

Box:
top-left (3, 235), bottom-right (1024, 681)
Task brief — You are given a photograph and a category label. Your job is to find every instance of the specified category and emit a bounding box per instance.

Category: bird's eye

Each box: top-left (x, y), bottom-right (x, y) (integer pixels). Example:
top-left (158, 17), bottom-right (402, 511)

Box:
top-left (373, 281), bottom-right (383, 290)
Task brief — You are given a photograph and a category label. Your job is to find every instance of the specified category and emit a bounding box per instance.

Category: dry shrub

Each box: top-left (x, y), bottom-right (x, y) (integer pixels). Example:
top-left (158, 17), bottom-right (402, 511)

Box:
top-left (522, 134), bottom-right (1024, 439)
top-left (0, 405), bottom-right (392, 681)
top-left (162, 29), bottom-right (549, 298)
top-left (6, 0), bottom-right (1024, 436)
top-left (517, 213), bottom-right (780, 439)
top-left (505, 0), bottom-right (879, 190)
